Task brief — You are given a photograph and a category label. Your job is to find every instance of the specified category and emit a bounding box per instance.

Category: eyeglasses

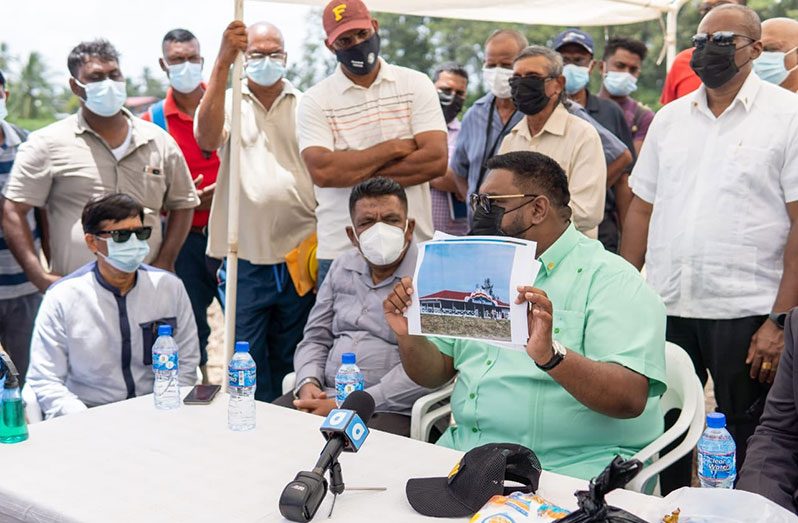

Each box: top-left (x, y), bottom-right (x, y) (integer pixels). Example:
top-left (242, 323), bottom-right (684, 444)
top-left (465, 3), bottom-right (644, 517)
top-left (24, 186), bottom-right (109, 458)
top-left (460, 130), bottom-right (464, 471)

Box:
top-left (245, 51), bottom-right (287, 62)
top-left (94, 227), bottom-right (152, 243)
top-left (469, 193), bottom-right (538, 213)
top-left (691, 32), bottom-right (756, 49)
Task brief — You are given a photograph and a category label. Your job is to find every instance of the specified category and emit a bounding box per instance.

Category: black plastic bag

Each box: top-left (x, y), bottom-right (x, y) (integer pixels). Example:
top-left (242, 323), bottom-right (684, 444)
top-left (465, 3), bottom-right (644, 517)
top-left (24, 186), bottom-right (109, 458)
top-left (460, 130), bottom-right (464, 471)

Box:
top-left (559, 456), bottom-right (648, 523)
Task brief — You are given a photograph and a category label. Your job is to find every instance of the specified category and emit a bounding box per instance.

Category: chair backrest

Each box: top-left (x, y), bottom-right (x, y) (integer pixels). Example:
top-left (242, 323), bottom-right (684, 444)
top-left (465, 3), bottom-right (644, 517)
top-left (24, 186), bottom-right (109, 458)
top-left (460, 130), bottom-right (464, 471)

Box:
top-left (661, 342), bottom-right (698, 416)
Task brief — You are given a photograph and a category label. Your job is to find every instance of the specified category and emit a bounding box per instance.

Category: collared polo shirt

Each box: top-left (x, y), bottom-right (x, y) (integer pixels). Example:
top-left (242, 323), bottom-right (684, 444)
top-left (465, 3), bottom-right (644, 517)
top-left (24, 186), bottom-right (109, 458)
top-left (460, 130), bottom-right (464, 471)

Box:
top-left (204, 79), bottom-right (316, 265)
top-left (27, 262), bottom-right (200, 419)
top-left (3, 109), bottom-right (199, 275)
top-left (298, 59), bottom-right (447, 259)
top-left (499, 104), bottom-right (607, 238)
top-left (0, 121), bottom-right (39, 299)
top-left (293, 244), bottom-right (430, 413)
top-left (631, 72), bottom-right (798, 319)
top-left (432, 224), bottom-right (667, 480)
top-left (142, 86), bottom-right (220, 229)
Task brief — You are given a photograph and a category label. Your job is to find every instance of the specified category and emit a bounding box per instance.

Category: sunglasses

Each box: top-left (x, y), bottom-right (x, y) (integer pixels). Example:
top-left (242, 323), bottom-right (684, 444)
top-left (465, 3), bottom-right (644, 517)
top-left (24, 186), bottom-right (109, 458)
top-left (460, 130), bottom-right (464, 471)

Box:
top-left (469, 193), bottom-right (538, 213)
top-left (94, 226), bottom-right (152, 243)
top-left (692, 32), bottom-right (756, 49)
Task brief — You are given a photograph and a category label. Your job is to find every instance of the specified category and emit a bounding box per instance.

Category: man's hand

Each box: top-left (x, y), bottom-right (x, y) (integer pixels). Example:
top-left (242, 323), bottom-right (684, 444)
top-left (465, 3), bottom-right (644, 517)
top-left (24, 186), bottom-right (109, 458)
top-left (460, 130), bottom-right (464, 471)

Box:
top-left (33, 272), bottom-right (61, 293)
top-left (197, 183), bottom-right (216, 211)
top-left (515, 286), bottom-right (554, 365)
top-left (384, 276), bottom-right (413, 336)
top-left (392, 138), bottom-right (418, 158)
top-left (217, 21), bottom-right (248, 68)
top-left (746, 319), bottom-right (785, 384)
top-left (293, 392), bottom-right (336, 416)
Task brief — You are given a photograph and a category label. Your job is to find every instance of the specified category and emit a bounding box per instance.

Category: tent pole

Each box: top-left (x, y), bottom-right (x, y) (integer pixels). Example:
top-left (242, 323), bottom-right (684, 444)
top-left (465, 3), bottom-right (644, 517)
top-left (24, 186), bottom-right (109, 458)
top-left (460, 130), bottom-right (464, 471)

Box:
top-left (223, 0), bottom-right (245, 392)
top-left (665, 5), bottom-right (678, 70)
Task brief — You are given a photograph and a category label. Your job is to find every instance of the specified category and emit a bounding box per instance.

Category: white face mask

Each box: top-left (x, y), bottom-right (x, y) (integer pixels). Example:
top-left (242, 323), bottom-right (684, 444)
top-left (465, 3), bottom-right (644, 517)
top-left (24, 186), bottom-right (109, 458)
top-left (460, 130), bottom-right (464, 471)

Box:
top-left (167, 61), bottom-right (203, 94)
top-left (482, 66), bottom-right (514, 99)
top-left (355, 221), bottom-right (408, 266)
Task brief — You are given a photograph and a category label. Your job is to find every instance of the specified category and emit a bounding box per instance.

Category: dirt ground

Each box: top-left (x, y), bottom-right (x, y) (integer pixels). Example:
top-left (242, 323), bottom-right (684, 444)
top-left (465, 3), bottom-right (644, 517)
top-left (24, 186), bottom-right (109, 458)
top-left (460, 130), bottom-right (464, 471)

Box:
top-left (420, 314), bottom-right (512, 342)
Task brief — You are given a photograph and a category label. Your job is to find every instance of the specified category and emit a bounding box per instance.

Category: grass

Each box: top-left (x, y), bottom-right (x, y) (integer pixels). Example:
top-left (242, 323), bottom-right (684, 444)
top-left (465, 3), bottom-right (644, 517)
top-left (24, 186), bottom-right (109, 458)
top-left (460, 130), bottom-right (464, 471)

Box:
top-left (7, 117), bottom-right (57, 131)
top-left (421, 313), bottom-right (511, 342)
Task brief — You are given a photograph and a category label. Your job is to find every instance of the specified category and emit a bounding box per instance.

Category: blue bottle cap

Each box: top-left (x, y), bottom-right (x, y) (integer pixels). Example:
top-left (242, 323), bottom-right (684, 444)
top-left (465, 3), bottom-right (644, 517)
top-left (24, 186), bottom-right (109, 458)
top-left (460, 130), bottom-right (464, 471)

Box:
top-left (706, 412), bottom-right (726, 429)
top-left (342, 352), bottom-right (356, 365)
top-left (235, 341), bottom-right (250, 353)
top-left (157, 324), bottom-right (172, 337)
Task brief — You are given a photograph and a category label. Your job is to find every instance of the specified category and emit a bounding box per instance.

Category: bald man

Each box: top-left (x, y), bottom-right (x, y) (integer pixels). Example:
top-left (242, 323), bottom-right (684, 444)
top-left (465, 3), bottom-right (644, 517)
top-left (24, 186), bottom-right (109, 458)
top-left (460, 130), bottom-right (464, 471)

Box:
top-left (754, 18), bottom-right (798, 91)
top-left (195, 21), bottom-right (317, 401)
top-left (623, 3), bottom-right (798, 492)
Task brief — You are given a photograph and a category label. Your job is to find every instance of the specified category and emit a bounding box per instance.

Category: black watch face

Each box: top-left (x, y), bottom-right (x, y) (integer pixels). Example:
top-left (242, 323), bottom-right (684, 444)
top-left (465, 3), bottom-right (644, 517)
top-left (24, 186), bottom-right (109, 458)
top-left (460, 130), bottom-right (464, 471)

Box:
top-left (777, 313), bottom-right (787, 328)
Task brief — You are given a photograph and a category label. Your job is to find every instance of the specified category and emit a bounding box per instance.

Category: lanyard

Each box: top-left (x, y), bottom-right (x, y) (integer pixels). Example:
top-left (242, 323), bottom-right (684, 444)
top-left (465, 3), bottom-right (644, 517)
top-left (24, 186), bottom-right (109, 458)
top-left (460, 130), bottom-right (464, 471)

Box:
top-left (477, 98), bottom-right (517, 192)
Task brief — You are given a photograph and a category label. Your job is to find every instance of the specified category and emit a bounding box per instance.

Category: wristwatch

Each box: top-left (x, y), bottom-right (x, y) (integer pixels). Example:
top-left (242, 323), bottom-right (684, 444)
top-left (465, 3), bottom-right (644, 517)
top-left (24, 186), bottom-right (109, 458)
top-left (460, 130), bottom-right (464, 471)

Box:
top-left (293, 377), bottom-right (322, 399)
top-left (535, 340), bottom-right (567, 372)
top-left (769, 311), bottom-right (789, 330)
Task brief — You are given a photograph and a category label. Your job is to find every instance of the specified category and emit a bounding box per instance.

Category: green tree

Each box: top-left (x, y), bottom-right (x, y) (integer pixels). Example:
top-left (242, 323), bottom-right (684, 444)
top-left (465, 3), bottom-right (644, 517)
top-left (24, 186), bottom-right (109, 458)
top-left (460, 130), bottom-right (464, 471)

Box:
top-left (9, 51), bottom-right (56, 120)
top-left (137, 66), bottom-right (166, 98)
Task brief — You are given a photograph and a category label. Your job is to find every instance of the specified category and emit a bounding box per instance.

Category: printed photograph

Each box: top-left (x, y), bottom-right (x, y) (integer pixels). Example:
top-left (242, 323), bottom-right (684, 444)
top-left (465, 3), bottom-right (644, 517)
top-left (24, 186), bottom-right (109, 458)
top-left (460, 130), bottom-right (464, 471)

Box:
top-left (416, 242), bottom-right (515, 342)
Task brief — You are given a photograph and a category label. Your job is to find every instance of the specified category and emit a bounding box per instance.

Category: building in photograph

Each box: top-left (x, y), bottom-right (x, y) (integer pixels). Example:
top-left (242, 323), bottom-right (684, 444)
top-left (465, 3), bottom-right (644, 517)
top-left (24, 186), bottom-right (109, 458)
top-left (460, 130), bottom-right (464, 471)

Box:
top-left (420, 279), bottom-right (510, 320)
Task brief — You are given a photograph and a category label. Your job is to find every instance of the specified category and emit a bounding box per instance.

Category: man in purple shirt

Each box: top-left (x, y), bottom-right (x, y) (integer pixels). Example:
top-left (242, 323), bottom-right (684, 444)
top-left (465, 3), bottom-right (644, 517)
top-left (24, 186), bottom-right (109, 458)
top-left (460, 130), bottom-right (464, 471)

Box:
top-left (431, 62), bottom-right (469, 235)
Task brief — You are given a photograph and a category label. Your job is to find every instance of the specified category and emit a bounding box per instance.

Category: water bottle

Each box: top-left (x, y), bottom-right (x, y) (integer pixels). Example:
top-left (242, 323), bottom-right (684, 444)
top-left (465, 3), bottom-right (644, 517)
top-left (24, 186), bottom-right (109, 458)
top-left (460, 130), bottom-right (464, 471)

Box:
top-left (228, 341), bottom-right (256, 431)
top-left (697, 412), bottom-right (737, 488)
top-left (152, 324), bottom-right (180, 410)
top-left (335, 352), bottom-right (364, 407)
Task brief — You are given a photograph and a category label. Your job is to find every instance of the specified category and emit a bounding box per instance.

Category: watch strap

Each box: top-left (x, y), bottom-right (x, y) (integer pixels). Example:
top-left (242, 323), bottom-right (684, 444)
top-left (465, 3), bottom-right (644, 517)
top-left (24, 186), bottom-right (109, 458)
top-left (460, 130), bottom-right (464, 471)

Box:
top-left (293, 376), bottom-right (322, 399)
top-left (536, 341), bottom-right (566, 372)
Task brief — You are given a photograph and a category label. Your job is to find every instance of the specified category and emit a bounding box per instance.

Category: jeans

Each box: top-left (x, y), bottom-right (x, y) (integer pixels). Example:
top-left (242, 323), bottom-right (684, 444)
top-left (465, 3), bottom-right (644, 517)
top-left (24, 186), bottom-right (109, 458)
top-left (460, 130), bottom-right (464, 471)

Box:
top-left (174, 232), bottom-right (221, 367)
top-left (220, 259), bottom-right (315, 401)
top-left (0, 292), bottom-right (43, 387)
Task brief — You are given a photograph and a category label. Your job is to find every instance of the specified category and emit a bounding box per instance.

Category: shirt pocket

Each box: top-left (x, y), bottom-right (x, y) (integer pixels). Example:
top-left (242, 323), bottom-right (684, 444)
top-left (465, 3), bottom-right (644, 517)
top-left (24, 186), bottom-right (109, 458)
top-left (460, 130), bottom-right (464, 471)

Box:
top-left (721, 145), bottom-right (775, 197)
top-left (552, 309), bottom-right (586, 354)
top-left (139, 317), bottom-right (177, 366)
top-left (117, 161), bottom-right (167, 211)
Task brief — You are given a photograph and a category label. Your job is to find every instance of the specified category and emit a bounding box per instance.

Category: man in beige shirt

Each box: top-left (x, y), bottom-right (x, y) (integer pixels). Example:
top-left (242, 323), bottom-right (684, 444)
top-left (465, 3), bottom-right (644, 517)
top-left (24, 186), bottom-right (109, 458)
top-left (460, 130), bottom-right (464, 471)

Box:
top-left (195, 21), bottom-right (316, 402)
top-left (2, 39), bottom-right (199, 291)
top-left (499, 46), bottom-right (606, 237)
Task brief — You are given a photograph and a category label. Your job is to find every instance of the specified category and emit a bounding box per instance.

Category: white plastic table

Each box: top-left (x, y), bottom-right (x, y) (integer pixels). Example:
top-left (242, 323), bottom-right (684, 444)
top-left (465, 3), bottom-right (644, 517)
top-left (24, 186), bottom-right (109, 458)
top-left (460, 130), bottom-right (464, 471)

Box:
top-left (0, 391), bottom-right (660, 522)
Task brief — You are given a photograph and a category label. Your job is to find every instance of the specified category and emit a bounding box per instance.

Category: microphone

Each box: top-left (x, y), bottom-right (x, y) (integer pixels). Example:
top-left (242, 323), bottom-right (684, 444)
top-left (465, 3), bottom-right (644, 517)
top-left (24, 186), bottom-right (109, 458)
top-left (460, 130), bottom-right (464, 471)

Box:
top-left (279, 391), bottom-right (375, 522)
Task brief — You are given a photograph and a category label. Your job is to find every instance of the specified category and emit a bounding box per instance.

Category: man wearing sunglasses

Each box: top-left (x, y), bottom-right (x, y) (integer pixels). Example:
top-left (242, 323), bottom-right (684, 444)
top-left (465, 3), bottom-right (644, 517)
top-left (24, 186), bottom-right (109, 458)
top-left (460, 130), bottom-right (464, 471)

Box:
top-left (384, 151), bottom-right (666, 481)
top-left (753, 18), bottom-right (798, 92)
top-left (623, 4), bottom-right (798, 491)
top-left (26, 193), bottom-right (199, 419)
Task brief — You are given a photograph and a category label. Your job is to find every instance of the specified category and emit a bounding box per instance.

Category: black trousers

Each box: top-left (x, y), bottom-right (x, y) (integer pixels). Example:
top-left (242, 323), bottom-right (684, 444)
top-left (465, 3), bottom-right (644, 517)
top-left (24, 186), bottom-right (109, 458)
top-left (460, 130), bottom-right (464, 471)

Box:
top-left (659, 315), bottom-right (770, 494)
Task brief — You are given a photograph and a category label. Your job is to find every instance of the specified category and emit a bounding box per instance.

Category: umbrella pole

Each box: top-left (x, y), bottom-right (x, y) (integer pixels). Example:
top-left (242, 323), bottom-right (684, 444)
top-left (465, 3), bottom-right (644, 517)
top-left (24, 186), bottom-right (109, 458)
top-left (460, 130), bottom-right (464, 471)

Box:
top-left (223, 0), bottom-right (245, 392)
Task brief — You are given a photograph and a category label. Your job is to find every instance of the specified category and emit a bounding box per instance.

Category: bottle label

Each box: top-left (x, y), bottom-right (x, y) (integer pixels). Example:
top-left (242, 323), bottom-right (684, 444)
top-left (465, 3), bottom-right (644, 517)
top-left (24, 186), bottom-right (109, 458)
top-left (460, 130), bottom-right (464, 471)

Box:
top-left (152, 352), bottom-right (178, 372)
top-left (335, 379), bottom-right (364, 404)
top-left (698, 450), bottom-right (736, 480)
top-left (229, 367), bottom-right (256, 388)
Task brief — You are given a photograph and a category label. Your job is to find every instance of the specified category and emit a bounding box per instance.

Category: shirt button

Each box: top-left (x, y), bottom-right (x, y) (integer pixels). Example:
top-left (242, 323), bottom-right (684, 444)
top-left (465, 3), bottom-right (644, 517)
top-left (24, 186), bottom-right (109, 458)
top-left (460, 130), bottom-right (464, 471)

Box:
top-left (577, 268), bottom-right (583, 273)
top-left (547, 262), bottom-right (555, 270)
top-left (471, 427), bottom-right (478, 433)
top-left (469, 393), bottom-right (476, 399)
top-left (554, 328), bottom-right (560, 334)
top-left (486, 360), bottom-right (492, 366)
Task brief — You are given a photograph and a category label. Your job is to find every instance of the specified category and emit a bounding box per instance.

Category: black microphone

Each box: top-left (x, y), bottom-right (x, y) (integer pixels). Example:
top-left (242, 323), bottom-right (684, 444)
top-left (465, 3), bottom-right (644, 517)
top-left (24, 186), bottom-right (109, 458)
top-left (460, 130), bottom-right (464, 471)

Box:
top-left (279, 391), bottom-right (375, 522)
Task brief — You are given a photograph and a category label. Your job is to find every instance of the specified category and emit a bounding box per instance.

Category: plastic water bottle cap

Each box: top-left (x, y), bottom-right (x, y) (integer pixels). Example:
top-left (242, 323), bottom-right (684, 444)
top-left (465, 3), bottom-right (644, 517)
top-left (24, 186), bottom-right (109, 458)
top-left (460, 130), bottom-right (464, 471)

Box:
top-left (157, 324), bottom-right (172, 337)
top-left (706, 412), bottom-right (726, 428)
top-left (234, 341), bottom-right (250, 353)
top-left (342, 352), bottom-right (356, 365)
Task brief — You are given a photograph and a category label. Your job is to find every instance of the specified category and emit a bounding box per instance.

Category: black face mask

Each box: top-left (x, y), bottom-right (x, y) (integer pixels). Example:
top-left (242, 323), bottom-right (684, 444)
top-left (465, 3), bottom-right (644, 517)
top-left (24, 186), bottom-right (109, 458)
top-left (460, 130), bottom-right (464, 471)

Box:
top-left (469, 199), bottom-right (536, 237)
top-left (509, 75), bottom-right (551, 116)
top-left (335, 32), bottom-right (381, 76)
top-left (438, 91), bottom-right (465, 124)
top-left (690, 42), bottom-right (742, 89)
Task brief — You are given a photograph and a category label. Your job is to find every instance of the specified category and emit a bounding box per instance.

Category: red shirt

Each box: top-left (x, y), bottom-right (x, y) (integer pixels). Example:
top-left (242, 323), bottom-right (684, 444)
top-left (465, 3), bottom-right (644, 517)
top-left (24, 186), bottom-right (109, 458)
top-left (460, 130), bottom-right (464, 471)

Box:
top-left (141, 87), bottom-right (220, 228)
top-left (660, 48), bottom-right (702, 105)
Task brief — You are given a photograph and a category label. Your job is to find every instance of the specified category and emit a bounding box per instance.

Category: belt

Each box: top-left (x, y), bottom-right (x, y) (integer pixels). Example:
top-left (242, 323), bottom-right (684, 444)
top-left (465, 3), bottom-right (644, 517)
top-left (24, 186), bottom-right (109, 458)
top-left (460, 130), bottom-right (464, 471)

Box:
top-left (190, 226), bottom-right (207, 235)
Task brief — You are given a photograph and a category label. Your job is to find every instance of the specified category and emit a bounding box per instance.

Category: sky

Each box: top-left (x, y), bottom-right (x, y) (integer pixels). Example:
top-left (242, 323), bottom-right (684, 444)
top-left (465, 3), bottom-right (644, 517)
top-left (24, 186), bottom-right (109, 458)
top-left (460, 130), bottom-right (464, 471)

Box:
top-left (0, 0), bottom-right (314, 85)
top-left (416, 242), bottom-right (514, 302)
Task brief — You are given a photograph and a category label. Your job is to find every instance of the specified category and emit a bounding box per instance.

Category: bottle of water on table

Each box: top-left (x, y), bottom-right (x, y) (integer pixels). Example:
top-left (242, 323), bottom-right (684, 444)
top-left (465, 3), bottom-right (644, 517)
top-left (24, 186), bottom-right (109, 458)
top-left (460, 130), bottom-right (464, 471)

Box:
top-left (697, 412), bottom-right (736, 488)
top-left (335, 352), bottom-right (364, 407)
top-left (228, 341), bottom-right (256, 431)
top-left (152, 324), bottom-right (180, 410)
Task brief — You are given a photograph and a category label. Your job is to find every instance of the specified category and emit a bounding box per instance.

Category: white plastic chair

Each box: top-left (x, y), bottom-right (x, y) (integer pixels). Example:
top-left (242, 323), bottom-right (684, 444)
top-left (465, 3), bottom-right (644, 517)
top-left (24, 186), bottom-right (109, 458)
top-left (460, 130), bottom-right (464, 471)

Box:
top-left (281, 372), bottom-right (455, 442)
top-left (21, 384), bottom-right (43, 424)
top-left (627, 342), bottom-right (706, 493)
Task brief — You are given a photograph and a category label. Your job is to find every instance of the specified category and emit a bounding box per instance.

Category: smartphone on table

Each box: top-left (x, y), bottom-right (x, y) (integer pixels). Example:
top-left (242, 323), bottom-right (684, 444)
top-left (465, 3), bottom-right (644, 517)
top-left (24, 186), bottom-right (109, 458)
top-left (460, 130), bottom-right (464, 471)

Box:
top-left (183, 384), bottom-right (221, 405)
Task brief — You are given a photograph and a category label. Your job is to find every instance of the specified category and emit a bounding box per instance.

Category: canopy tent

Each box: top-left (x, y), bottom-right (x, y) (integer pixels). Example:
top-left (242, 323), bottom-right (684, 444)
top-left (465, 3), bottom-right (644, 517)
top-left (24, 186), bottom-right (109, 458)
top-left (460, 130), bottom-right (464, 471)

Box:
top-left (221, 0), bottom-right (690, 381)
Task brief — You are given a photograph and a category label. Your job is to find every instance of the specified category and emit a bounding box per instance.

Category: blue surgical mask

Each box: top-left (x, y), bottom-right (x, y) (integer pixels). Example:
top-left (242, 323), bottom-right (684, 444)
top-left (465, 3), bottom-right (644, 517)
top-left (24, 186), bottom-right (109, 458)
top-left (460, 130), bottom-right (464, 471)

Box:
top-left (167, 61), bottom-right (203, 93)
top-left (97, 236), bottom-right (150, 273)
top-left (0, 98), bottom-right (6, 122)
top-left (245, 58), bottom-right (285, 87)
top-left (563, 64), bottom-right (590, 95)
top-left (753, 49), bottom-right (797, 86)
top-left (75, 78), bottom-right (127, 117)
top-left (603, 71), bottom-right (638, 97)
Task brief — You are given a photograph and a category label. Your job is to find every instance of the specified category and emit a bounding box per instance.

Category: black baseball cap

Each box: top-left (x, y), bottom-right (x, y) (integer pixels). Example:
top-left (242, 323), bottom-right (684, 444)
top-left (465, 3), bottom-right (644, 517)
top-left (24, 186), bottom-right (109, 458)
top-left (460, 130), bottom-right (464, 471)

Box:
top-left (405, 443), bottom-right (542, 518)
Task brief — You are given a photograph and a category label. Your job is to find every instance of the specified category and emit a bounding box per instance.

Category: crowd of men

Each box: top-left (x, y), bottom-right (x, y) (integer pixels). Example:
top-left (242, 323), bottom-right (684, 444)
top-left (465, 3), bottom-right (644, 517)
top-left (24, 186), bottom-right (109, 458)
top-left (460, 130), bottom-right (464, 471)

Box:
top-left (1, 0), bottom-right (797, 512)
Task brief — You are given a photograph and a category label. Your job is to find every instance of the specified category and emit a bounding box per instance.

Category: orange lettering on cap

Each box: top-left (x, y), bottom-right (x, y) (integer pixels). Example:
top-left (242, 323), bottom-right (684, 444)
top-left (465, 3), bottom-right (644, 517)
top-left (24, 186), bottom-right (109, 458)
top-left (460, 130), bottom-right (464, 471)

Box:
top-left (333, 4), bottom-right (347, 21)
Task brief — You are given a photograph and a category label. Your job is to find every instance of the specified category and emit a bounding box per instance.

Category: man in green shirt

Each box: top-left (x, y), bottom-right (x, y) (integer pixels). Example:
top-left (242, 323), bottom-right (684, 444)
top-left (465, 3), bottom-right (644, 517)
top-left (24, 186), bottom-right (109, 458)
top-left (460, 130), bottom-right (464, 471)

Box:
top-left (384, 151), bottom-right (666, 480)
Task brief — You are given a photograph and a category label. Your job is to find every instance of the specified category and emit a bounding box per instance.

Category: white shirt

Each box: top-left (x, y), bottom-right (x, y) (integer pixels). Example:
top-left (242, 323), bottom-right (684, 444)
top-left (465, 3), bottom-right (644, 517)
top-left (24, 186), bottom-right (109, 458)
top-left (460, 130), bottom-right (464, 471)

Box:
top-left (298, 59), bottom-right (447, 259)
top-left (27, 262), bottom-right (200, 418)
top-left (630, 73), bottom-right (798, 319)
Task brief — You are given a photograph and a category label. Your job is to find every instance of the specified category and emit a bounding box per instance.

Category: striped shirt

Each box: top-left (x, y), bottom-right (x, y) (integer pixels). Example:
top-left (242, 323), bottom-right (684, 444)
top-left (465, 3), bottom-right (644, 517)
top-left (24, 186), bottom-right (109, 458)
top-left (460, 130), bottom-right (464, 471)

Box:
top-left (298, 59), bottom-right (447, 259)
top-left (0, 121), bottom-right (39, 300)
